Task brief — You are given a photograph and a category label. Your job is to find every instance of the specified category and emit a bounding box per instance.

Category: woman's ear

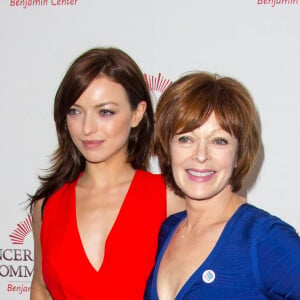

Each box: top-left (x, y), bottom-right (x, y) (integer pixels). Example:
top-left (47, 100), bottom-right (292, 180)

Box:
top-left (131, 101), bottom-right (147, 128)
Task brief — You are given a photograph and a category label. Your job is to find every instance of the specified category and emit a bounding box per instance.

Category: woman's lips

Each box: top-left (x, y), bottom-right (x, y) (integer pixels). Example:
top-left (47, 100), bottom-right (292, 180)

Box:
top-left (82, 140), bottom-right (104, 149)
top-left (186, 168), bottom-right (215, 182)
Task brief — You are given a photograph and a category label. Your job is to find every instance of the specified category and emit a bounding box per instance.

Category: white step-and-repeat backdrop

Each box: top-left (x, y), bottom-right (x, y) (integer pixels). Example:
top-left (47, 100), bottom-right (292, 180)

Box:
top-left (1, 1), bottom-right (299, 299)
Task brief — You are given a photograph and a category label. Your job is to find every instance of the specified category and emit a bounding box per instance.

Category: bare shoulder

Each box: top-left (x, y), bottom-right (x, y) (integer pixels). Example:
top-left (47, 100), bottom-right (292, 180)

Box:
top-left (31, 198), bottom-right (44, 251)
top-left (30, 199), bottom-right (53, 299)
top-left (166, 187), bottom-right (186, 217)
top-left (31, 199), bottom-right (44, 225)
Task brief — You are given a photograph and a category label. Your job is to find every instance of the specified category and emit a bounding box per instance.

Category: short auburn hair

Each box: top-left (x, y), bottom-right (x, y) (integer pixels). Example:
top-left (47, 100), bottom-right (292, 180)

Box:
top-left (155, 71), bottom-right (260, 195)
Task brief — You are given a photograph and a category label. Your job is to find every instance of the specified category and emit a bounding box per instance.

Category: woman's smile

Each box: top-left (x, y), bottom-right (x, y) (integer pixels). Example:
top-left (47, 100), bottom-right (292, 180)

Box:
top-left (82, 139), bottom-right (105, 149)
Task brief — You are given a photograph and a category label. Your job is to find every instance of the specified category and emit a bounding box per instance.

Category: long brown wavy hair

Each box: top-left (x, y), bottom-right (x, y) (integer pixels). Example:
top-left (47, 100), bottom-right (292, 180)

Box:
top-left (29, 47), bottom-right (154, 214)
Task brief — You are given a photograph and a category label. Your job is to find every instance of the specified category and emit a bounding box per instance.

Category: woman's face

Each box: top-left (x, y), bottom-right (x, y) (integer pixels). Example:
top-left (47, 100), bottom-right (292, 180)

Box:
top-left (170, 112), bottom-right (238, 202)
top-left (66, 76), bottom-right (145, 165)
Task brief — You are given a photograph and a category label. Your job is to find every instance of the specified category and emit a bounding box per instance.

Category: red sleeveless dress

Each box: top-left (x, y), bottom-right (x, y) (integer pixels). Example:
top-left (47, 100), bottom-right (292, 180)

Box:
top-left (41, 170), bottom-right (167, 299)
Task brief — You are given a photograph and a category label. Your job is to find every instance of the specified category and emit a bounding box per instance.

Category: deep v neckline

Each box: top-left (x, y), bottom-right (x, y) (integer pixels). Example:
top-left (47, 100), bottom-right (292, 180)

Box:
top-left (154, 204), bottom-right (247, 299)
top-left (72, 170), bottom-right (138, 273)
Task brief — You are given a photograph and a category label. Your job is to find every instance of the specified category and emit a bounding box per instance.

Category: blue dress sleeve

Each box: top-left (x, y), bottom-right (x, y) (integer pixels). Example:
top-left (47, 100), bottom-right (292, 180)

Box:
top-left (254, 219), bottom-right (300, 299)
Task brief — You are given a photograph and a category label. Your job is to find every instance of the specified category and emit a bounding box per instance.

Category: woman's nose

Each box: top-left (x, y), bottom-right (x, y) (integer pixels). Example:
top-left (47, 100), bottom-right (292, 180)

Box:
top-left (192, 142), bottom-right (210, 163)
top-left (82, 114), bottom-right (97, 135)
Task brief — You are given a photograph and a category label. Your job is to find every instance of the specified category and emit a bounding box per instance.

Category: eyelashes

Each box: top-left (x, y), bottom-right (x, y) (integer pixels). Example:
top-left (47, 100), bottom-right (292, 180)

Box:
top-left (176, 135), bottom-right (228, 145)
top-left (67, 107), bottom-right (116, 117)
top-left (214, 138), bottom-right (228, 145)
top-left (99, 109), bottom-right (115, 116)
top-left (68, 108), bottom-right (79, 115)
top-left (177, 136), bottom-right (192, 143)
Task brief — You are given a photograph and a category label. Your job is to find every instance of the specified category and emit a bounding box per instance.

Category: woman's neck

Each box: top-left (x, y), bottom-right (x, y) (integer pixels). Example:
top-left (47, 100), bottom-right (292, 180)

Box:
top-left (80, 160), bottom-right (135, 189)
top-left (184, 187), bottom-right (245, 230)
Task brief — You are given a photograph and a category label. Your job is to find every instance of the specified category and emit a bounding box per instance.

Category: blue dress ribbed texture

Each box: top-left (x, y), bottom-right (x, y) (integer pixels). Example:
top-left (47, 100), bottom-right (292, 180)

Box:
top-left (144, 203), bottom-right (300, 299)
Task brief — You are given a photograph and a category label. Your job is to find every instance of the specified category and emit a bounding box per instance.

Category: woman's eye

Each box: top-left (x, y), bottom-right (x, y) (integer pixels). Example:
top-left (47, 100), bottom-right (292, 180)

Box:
top-left (68, 108), bottom-right (79, 115)
top-left (214, 138), bottom-right (228, 145)
top-left (178, 136), bottom-right (191, 143)
top-left (99, 109), bottom-right (114, 116)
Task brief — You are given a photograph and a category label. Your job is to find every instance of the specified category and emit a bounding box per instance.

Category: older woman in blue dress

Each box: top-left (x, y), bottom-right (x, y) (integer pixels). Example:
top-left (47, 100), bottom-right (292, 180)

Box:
top-left (144, 71), bottom-right (300, 299)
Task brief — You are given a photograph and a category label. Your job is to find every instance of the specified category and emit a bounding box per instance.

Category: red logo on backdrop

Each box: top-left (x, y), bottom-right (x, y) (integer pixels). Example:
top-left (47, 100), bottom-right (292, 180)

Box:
top-left (1, 214), bottom-right (33, 296)
top-left (144, 73), bottom-right (172, 93)
top-left (144, 73), bottom-right (172, 109)
top-left (9, 215), bottom-right (32, 245)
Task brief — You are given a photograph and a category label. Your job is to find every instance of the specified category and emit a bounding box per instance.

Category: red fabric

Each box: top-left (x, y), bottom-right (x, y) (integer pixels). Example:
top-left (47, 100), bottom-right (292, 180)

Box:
top-left (41, 170), bottom-right (167, 299)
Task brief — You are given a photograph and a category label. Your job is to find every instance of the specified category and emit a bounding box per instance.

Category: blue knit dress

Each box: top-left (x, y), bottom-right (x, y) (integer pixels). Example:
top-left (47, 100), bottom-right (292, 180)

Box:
top-left (144, 203), bottom-right (300, 299)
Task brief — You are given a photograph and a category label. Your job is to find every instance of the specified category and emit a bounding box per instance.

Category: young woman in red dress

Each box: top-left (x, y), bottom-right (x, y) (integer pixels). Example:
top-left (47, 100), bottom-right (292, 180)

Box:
top-left (29, 47), bottom-right (184, 299)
